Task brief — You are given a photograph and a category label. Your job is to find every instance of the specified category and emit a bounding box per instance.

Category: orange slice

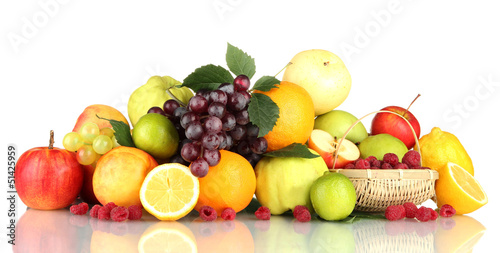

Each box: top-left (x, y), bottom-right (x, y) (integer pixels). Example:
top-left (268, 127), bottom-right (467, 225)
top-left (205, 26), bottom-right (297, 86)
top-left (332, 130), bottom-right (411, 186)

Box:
top-left (435, 162), bottom-right (487, 214)
top-left (140, 163), bottom-right (199, 220)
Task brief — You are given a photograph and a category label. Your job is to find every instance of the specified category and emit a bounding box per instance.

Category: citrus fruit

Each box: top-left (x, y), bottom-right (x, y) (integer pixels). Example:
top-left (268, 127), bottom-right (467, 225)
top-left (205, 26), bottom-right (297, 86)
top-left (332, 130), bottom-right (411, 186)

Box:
top-left (253, 81), bottom-right (315, 152)
top-left (132, 113), bottom-right (179, 161)
top-left (140, 163), bottom-right (199, 221)
top-left (417, 127), bottom-right (474, 175)
top-left (194, 150), bottom-right (256, 216)
top-left (310, 172), bottom-right (356, 220)
top-left (435, 215), bottom-right (486, 252)
top-left (435, 162), bottom-right (487, 214)
top-left (138, 221), bottom-right (197, 253)
top-left (189, 218), bottom-right (254, 253)
top-left (93, 146), bottom-right (158, 207)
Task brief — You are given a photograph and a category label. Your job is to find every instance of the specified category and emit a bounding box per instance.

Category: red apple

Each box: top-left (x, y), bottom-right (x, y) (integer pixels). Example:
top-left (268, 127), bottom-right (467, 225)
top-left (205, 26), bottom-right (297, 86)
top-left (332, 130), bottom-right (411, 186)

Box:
top-left (308, 129), bottom-right (360, 169)
top-left (15, 131), bottom-right (84, 210)
top-left (371, 95), bottom-right (421, 149)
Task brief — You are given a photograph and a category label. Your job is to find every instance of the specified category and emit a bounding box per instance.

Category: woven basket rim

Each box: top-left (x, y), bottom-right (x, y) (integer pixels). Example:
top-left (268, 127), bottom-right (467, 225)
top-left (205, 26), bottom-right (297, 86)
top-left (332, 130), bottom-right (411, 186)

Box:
top-left (333, 168), bottom-right (439, 180)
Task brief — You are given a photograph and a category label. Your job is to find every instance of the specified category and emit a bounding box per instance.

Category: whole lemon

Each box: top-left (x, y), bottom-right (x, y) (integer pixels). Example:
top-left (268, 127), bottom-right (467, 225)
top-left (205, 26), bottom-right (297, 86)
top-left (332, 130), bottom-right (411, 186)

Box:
top-left (417, 127), bottom-right (474, 176)
top-left (310, 172), bottom-right (356, 221)
top-left (132, 113), bottom-right (179, 161)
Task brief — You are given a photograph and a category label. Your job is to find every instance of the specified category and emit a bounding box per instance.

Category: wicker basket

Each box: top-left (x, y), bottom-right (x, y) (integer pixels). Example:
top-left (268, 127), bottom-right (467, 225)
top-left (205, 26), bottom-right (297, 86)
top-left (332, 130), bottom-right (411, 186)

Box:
top-left (332, 110), bottom-right (439, 212)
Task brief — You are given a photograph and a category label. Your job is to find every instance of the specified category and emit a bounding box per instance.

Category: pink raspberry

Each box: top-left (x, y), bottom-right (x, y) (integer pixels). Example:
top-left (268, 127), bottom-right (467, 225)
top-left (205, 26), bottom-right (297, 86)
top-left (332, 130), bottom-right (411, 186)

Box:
top-left (127, 205), bottom-right (142, 220)
top-left (199, 205), bottom-right (217, 221)
top-left (70, 202), bottom-right (89, 215)
top-left (105, 202), bottom-right (118, 210)
top-left (381, 162), bottom-right (393, 169)
top-left (355, 159), bottom-right (370, 169)
top-left (383, 153), bottom-right (399, 167)
top-left (416, 206), bottom-right (431, 222)
top-left (293, 205), bottom-right (311, 222)
top-left (439, 204), bottom-right (456, 217)
top-left (394, 163), bottom-right (409, 169)
top-left (97, 205), bottom-right (111, 220)
top-left (89, 205), bottom-right (101, 218)
top-left (110, 206), bottom-right (129, 222)
top-left (403, 202), bottom-right (418, 219)
top-left (221, 208), bottom-right (236, 221)
top-left (255, 206), bottom-right (271, 220)
top-left (402, 150), bottom-right (421, 168)
top-left (366, 156), bottom-right (378, 164)
top-left (344, 163), bottom-right (355, 169)
top-left (430, 208), bottom-right (439, 220)
top-left (385, 205), bottom-right (405, 221)
top-left (370, 159), bottom-right (381, 168)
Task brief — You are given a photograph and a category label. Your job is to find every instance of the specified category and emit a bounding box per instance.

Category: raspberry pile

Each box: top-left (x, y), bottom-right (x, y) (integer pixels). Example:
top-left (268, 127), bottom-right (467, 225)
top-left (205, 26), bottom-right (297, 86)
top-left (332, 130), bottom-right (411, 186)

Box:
top-left (70, 201), bottom-right (143, 222)
top-left (384, 202), bottom-right (456, 222)
top-left (344, 151), bottom-right (431, 170)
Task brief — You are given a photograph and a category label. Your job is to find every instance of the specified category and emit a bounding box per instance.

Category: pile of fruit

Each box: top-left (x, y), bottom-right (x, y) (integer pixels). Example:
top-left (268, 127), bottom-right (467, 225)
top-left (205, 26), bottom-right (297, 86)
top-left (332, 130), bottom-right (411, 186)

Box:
top-left (14, 44), bottom-right (488, 224)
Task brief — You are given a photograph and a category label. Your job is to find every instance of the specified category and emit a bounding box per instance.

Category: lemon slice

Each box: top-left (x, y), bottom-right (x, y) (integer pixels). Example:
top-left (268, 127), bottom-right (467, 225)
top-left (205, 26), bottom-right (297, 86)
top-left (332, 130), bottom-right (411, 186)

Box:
top-left (138, 222), bottom-right (197, 253)
top-left (435, 162), bottom-right (487, 214)
top-left (140, 163), bottom-right (199, 220)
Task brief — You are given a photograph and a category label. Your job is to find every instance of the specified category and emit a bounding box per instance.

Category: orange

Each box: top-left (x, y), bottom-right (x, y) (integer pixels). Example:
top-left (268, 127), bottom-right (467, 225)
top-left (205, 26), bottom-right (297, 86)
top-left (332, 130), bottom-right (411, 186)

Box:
top-left (253, 81), bottom-right (315, 151)
top-left (194, 150), bottom-right (256, 216)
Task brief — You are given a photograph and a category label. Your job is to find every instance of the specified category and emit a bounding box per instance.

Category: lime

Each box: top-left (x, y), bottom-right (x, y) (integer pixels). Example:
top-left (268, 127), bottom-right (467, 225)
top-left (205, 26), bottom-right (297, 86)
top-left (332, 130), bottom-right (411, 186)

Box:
top-left (132, 113), bottom-right (179, 160)
top-left (310, 172), bottom-right (356, 221)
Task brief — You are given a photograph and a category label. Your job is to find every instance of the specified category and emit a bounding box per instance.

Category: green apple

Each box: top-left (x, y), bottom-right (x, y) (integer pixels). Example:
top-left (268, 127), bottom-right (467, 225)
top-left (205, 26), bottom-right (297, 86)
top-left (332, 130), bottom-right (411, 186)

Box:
top-left (314, 110), bottom-right (368, 144)
top-left (358, 134), bottom-right (408, 161)
top-left (254, 149), bottom-right (329, 215)
top-left (310, 172), bottom-right (356, 221)
top-left (128, 76), bottom-right (193, 127)
top-left (282, 49), bottom-right (351, 116)
top-left (132, 113), bottom-right (179, 161)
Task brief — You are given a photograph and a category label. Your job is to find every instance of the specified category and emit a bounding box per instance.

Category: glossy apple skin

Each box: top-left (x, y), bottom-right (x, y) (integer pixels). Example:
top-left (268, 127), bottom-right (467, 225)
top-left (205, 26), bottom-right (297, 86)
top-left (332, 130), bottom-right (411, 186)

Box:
top-left (15, 147), bottom-right (84, 210)
top-left (371, 106), bottom-right (421, 149)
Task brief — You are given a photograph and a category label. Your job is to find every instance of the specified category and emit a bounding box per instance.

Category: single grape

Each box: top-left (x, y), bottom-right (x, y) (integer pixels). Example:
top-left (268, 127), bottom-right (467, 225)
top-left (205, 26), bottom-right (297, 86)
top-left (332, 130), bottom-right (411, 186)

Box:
top-left (169, 154), bottom-right (189, 166)
top-left (221, 113), bottom-right (236, 131)
top-left (163, 99), bottom-right (180, 116)
top-left (250, 137), bottom-right (268, 154)
top-left (111, 136), bottom-right (121, 148)
top-left (217, 132), bottom-right (228, 150)
top-left (233, 75), bottom-right (251, 91)
top-left (79, 122), bottom-right (100, 143)
top-left (228, 92), bottom-right (247, 111)
top-left (230, 124), bottom-right (247, 141)
top-left (217, 82), bottom-right (234, 95)
top-left (99, 127), bottom-right (115, 138)
top-left (235, 110), bottom-right (249, 125)
top-left (76, 145), bottom-right (97, 165)
top-left (173, 106), bottom-right (188, 120)
top-left (196, 89), bottom-right (211, 102)
top-left (180, 142), bottom-right (201, 162)
top-left (92, 135), bottom-right (113, 154)
top-left (185, 121), bottom-right (204, 140)
top-left (236, 140), bottom-right (251, 156)
top-left (202, 149), bottom-right (221, 166)
top-left (201, 133), bottom-right (221, 150)
top-left (209, 90), bottom-right (228, 105)
top-left (180, 111), bottom-right (200, 129)
top-left (190, 157), bottom-right (209, 178)
top-left (174, 123), bottom-right (186, 140)
top-left (204, 116), bottom-right (223, 134)
top-left (222, 133), bottom-right (233, 150)
top-left (245, 153), bottom-right (262, 167)
top-left (62, 132), bottom-right (84, 152)
top-left (147, 106), bottom-right (167, 116)
top-left (246, 123), bottom-right (259, 137)
top-left (238, 91), bottom-right (251, 106)
top-left (207, 102), bottom-right (226, 118)
top-left (188, 95), bottom-right (208, 114)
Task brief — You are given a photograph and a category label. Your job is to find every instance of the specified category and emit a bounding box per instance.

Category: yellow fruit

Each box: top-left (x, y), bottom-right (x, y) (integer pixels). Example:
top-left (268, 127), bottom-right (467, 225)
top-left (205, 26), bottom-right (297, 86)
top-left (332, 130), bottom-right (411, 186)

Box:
top-left (138, 221), bottom-right (197, 253)
top-left (435, 162), bottom-right (487, 214)
top-left (140, 163), bottom-right (199, 221)
top-left (435, 215), bottom-right (486, 252)
top-left (253, 81), bottom-right (315, 152)
top-left (417, 127), bottom-right (474, 175)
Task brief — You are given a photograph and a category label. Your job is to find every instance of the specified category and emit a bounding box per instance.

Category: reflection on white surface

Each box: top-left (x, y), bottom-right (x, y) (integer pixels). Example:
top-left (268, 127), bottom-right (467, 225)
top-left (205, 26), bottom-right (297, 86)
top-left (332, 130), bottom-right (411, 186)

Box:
top-left (12, 208), bottom-right (486, 253)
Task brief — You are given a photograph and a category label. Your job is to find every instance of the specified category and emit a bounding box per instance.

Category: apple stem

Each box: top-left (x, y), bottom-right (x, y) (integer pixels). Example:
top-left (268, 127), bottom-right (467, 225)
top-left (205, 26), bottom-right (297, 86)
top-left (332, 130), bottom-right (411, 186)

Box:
top-left (274, 62), bottom-right (292, 78)
top-left (49, 130), bottom-right (54, 149)
top-left (166, 87), bottom-right (187, 107)
top-left (402, 94), bottom-right (421, 118)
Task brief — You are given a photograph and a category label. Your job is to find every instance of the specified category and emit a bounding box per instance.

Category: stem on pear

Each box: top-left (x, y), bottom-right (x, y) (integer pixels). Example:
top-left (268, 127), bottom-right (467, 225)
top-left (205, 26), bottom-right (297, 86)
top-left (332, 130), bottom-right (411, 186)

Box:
top-left (166, 87), bottom-right (187, 107)
top-left (402, 94), bottom-right (421, 118)
top-left (274, 62), bottom-right (292, 78)
top-left (49, 130), bottom-right (54, 149)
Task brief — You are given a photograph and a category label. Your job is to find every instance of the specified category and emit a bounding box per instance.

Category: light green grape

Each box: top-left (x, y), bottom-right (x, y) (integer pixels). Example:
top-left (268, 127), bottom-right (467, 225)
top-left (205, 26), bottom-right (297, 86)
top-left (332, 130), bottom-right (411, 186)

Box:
top-left (79, 122), bottom-right (100, 143)
top-left (112, 136), bottom-right (121, 148)
top-left (93, 135), bottom-right (113, 154)
top-left (62, 132), bottom-right (84, 152)
top-left (76, 144), bottom-right (97, 165)
top-left (100, 127), bottom-right (115, 138)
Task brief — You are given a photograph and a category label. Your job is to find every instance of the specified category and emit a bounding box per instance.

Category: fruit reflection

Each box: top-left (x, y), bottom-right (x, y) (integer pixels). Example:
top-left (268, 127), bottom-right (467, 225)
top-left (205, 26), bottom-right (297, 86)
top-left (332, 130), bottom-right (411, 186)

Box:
top-left (90, 219), bottom-right (147, 253)
top-left (252, 216), bottom-right (309, 252)
top-left (190, 217), bottom-right (253, 253)
top-left (139, 221), bottom-right (197, 253)
top-left (435, 215), bottom-right (486, 252)
top-left (308, 222), bottom-right (355, 253)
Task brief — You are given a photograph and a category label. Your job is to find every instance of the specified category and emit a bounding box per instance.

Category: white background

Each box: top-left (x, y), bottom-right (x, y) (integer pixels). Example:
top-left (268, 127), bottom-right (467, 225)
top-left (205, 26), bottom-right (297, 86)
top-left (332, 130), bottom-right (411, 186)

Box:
top-left (1, 0), bottom-right (499, 251)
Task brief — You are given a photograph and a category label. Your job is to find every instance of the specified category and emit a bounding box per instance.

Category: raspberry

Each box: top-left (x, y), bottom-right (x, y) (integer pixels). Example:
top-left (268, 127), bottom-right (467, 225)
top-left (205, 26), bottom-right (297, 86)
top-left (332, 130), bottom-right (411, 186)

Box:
top-left (293, 205), bottom-right (311, 222)
top-left (255, 206), bottom-right (271, 220)
top-left (344, 163), bottom-right (355, 169)
top-left (89, 205), bottom-right (101, 218)
top-left (430, 208), bottom-right (438, 220)
top-left (355, 159), bottom-right (370, 169)
top-left (70, 202), bottom-right (89, 215)
top-left (370, 167), bottom-right (380, 170)
top-left (199, 205), bottom-right (217, 221)
top-left (439, 204), bottom-right (456, 217)
top-left (394, 163), bottom-right (409, 170)
top-left (383, 153), bottom-right (399, 167)
top-left (127, 205), bottom-right (143, 220)
top-left (110, 206), bottom-right (129, 222)
top-left (381, 162), bottom-right (393, 169)
top-left (403, 202), bottom-right (418, 219)
top-left (366, 156), bottom-right (377, 164)
top-left (221, 207), bottom-right (236, 221)
top-left (97, 205), bottom-right (111, 220)
top-left (105, 202), bottom-right (118, 210)
top-left (385, 205), bottom-right (405, 221)
top-left (416, 206), bottom-right (431, 222)
top-left (402, 150), bottom-right (421, 168)
top-left (371, 159), bottom-right (381, 168)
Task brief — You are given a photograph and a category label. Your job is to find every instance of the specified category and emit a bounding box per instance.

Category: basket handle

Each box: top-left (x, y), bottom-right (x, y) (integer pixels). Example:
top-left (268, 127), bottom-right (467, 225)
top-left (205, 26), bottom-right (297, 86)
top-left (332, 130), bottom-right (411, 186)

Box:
top-left (333, 110), bottom-right (421, 169)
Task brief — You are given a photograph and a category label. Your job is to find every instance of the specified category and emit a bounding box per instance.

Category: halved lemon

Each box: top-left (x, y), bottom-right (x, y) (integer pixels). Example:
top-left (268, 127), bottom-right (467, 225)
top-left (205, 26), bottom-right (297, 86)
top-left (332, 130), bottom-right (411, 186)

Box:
top-left (138, 221), bottom-right (197, 253)
top-left (140, 163), bottom-right (199, 220)
top-left (435, 162), bottom-right (487, 214)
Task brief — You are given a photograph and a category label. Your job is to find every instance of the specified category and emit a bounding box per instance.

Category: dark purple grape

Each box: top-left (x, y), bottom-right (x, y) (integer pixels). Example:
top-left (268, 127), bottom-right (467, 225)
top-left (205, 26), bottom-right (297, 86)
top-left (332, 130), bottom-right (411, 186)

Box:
top-left (245, 153), bottom-right (262, 167)
top-left (246, 124), bottom-right (259, 137)
top-left (207, 102), bottom-right (226, 119)
top-left (233, 75), bottom-right (251, 91)
top-left (169, 154), bottom-right (189, 166)
top-left (217, 132), bottom-right (228, 150)
top-left (228, 92), bottom-right (247, 111)
top-left (202, 149), bottom-right (221, 167)
top-left (250, 137), bottom-right (268, 154)
top-left (180, 111), bottom-right (200, 129)
top-left (238, 91), bottom-right (251, 106)
top-left (185, 121), bottom-right (204, 140)
top-left (196, 89), bottom-right (211, 101)
top-left (203, 116), bottom-right (223, 134)
top-left (235, 110), bottom-right (249, 125)
top-left (236, 140), bottom-right (251, 156)
top-left (217, 82), bottom-right (234, 95)
top-left (147, 106), bottom-right (167, 116)
top-left (221, 113), bottom-right (236, 131)
top-left (223, 133), bottom-right (233, 150)
top-left (190, 157), bottom-right (209, 177)
top-left (230, 124), bottom-right (247, 141)
top-left (209, 90), bottom-right (228, 105)
top-left (174, 123), bottom-right (186, 140)
top-left (181, 142), bottom-right (201, 162)
top-left (188, 95), bottom-right (208, 114)
top-left (173, 106), bottom-right (188, 120)
top-left (201, 133), bottom-right (221, 150)
top-left (163, 100), bottom-right (180, 116)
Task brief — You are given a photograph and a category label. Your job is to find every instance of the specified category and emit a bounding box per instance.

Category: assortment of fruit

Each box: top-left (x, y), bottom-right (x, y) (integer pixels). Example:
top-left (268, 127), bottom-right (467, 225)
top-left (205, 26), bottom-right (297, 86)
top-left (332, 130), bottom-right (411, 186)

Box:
top-left (14, 44), bottom-right (488, 229)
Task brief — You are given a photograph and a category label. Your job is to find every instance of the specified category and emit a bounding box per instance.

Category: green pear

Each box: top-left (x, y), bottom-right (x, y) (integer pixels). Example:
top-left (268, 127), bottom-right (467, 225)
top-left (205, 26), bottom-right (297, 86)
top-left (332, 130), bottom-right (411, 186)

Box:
top-left (128, 76), bottom-right (193, 126)
top-left (358, 134), bottom-right (408, 161)
top-left (314, 110), bottom-right (368, 144)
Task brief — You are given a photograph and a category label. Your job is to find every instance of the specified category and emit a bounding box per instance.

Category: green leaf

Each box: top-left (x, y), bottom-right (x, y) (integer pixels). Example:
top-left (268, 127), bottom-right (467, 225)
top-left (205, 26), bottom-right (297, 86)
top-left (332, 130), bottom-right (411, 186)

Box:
top-left (182, 64), bottom-right (234, 92)
top-left (226, 43), bottom-right (256, 79)
top-left (263, 143), bottom-right (320, 159)
top-left (248, 93), bottom-right (279, 138)
top-left (253, 76), bottom-right (280, 92)
top-left (96, 115), bottom-right (135, 147)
